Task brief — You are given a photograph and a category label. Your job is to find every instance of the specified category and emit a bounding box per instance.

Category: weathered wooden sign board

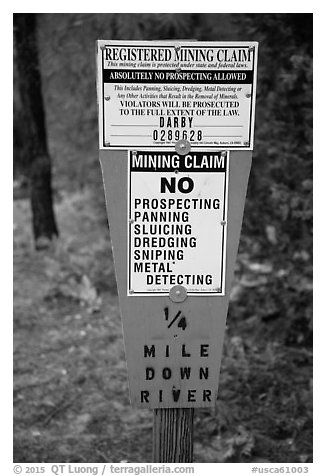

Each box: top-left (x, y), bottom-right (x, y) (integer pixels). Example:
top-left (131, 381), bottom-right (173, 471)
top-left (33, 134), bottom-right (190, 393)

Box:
top-left (97, 40), bottom-right (257, 409)
top-left (100, 150), bottom-right (251, 408)
top-left (98, 40), bottom-right (258, 150)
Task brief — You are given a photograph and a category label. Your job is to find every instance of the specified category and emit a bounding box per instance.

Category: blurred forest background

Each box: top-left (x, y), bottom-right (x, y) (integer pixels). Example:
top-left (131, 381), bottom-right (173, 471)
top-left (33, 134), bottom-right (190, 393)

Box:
top-left (13, 13), bottom-right (312, 463)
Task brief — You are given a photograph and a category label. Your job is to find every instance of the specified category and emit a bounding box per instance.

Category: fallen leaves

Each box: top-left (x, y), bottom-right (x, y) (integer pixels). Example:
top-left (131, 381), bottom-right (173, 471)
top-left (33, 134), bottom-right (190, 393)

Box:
top-left (223, 425), bottom-right (255, 462)
top-left (265, 225), bottom-right (278, 245)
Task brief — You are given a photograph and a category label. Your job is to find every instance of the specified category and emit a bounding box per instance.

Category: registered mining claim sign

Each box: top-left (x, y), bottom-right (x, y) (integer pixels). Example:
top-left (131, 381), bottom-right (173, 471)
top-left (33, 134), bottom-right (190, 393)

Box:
top-left (97, 40), bottom-right (258, 149)
top-left (128, 150), bottom-right (229, 296)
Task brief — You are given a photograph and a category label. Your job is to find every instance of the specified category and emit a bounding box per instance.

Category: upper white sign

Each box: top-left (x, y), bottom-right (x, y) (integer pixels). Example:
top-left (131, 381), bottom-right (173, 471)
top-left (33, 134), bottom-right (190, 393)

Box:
top-left (97, 40), bottom-right (258, 150)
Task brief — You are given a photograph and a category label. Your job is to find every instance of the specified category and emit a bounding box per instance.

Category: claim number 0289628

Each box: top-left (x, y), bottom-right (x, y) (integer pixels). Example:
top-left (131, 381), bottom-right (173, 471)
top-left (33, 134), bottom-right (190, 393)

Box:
top-left (153, 129), bottom-right (203, 142)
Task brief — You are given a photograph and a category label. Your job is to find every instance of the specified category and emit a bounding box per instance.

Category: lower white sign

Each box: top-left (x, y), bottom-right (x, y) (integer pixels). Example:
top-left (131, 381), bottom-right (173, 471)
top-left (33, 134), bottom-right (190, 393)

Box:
top-left (128, 150), bottom-right (229, 295)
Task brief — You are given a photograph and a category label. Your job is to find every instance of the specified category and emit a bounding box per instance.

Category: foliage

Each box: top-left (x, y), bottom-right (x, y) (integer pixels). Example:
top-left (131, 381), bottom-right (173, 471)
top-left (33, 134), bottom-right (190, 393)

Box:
top-left (230, 14), bottom-right (313, 346)
top-left (234, 14), bottom-right (312, 250)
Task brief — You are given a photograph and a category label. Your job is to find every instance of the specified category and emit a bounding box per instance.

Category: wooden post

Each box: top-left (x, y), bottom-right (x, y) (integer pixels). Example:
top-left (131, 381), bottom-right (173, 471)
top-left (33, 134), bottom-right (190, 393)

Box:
top-left (98, 40), bottom-right (258, 465)
top-left (153, 408), bottom-right (194, 463)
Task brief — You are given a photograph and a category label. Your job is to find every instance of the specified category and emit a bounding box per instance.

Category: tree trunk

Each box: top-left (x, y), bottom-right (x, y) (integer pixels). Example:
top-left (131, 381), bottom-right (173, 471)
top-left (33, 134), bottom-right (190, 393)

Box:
top-left (14, 13), bottom-right (58, 248)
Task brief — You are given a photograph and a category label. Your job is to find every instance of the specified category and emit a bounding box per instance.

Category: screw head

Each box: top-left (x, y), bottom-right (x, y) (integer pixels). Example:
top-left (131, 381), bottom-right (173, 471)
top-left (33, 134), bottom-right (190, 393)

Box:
top-left (169, 285), bottom-right (187, 303)
top-left (175, 139), bottom-right (191, 155)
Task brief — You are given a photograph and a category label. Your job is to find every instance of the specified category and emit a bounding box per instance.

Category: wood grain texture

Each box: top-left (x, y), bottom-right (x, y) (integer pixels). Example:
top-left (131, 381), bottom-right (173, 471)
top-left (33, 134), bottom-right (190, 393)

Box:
top-left (153, 408), bottom-right (194, 462)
